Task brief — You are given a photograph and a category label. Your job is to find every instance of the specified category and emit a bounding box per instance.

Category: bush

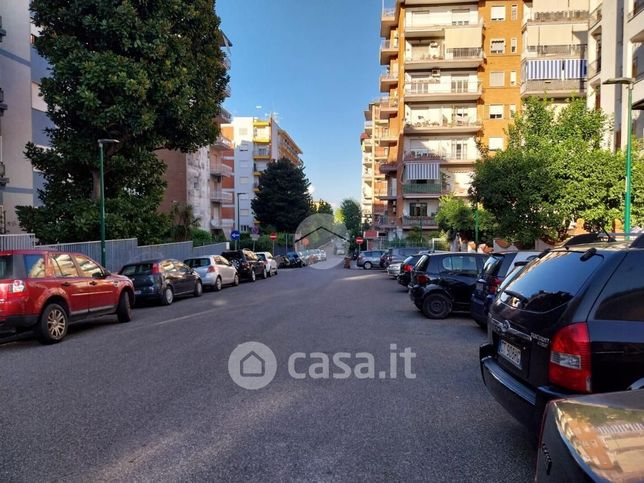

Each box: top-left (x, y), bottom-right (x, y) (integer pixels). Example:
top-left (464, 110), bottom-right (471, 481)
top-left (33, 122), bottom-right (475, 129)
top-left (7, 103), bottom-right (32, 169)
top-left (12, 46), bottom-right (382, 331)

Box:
top-left (192, 228), bottom-right (213, 247)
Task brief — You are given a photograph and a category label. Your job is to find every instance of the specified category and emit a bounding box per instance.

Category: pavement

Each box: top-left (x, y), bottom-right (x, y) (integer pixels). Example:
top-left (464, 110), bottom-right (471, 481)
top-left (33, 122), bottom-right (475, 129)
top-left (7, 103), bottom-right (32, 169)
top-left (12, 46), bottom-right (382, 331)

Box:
top-left (0, 261), bottom-right (535, 482)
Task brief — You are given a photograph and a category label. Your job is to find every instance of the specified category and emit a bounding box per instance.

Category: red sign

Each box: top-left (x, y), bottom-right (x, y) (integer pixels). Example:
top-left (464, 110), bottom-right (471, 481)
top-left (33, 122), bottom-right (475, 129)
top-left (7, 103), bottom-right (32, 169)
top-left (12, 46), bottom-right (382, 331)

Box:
top-left (269, 232), bottom-right (277, 240)
top-left (355, 236), bottom-right (364, 245)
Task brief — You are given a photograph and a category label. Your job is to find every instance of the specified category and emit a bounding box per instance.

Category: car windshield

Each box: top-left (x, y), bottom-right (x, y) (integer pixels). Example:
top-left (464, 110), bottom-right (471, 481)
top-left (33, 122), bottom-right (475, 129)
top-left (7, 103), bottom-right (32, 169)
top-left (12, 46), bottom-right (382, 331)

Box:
top-left (185, 258), bottom-right (210, 268)
top-left (221, 252), bottom-right (242, 260)
top-left (257, 254), bottom-right (266, 261)
top-left (0, 255), bottom-right (14, 279)
top-left (120, 263), bottom-right (155, 276)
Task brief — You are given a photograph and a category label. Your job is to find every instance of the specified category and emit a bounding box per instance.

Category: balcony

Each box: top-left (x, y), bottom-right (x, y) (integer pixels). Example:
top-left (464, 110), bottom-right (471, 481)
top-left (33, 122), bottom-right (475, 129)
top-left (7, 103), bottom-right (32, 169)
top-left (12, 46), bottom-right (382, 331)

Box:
top-left (402, 216), bottom-right (437, 228)
top-left (589, 5), bottom-right (602, 31)
top-left (374, 215), bottom-right (397, 229)
top-left (523, 44), bottom-right (586, 59)
top-left (215, 106), bottom-right (232, 124)
top-left (362, 138), bottom-right (374, 152)
top-left (379, 96), bottom-right (399, 117)
top-left (379, 162), bottom-right (398, 174)
top-left (210, 218), bottom-right (235, 229)
top-left (588, 60), bottom-right (601, 81)
top-left (404, 15), bottom-right (482, 38)
top-left (377, 128), bottom-right (398, 146)
top-left (628, 0), bottom-right (644, 43)
top-left (380, 7), bottom-right (398, 37)
top-left (380, 40), bottom-right (399, 65)
top-left (379, 70), bottom-right (399, 92)
top-left (404, 149), bottom-right (477, 165)
top-left (376, 190), bottom-right (397, 201)
top-left (374, 147), bottom-right (389, 160)
top-left (405, 80), bottom-right (482, 102)
top-left (402, 183), bottom-right (448, 198)
top-left (405, 47), bottom-right (483, 70)
top-left (524, 10), bottom-right (589, 26)
top-left (212, 135), bottom-right (233, 150)
top-left (520, 79), bottom-right (587, 98)
top-left (210, 162), bottom-right (233, 177)
top-left (365, 121), bottom-right (373, 131)
top-left (211, 190), bottom-right (233, 203)
top-left (404, 117), bottom-right (481, 134)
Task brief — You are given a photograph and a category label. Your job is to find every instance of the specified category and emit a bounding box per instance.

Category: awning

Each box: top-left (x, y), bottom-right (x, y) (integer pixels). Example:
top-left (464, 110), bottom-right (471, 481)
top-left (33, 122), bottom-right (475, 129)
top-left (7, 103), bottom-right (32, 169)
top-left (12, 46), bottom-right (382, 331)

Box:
top-left (404, 162), bottom-right (440, 182)
top-left (445, 27), bottom-right (482, 48)
top-left (523, 59), bottom-right (587, 80)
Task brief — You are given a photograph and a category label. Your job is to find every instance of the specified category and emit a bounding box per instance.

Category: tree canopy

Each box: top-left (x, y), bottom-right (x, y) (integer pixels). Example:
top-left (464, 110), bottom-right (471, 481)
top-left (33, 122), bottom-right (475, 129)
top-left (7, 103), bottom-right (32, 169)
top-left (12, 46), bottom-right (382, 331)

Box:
top-left (435, 196), bottom-right (495, 242)
top-left (251, 159), bottom-right (312, 232)
top-left (18, 0), bottom-right (229, 244)
top-left (311, 199), bottom-right (333, 215)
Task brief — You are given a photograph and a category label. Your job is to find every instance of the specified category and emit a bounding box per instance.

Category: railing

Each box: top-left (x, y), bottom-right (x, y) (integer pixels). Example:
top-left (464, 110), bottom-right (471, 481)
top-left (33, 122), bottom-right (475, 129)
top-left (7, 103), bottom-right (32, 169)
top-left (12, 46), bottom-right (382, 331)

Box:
top-left (253, 149), bottom-right (271, 157)
top-left (374, 147), bottom-right (389, 159)
top-left (211, 190), bottom-right (233, 203)
top-left (379, 162), bottom-right (397, 173)
top-left (589, 5), bottom-right (602, 28)
top-left (402, 183), bottom-right (446, 194)
top-left (404, 148), bottom-right (475, 161)
top-left (380, 71), bottom-right (399, 82)
top-left (210, 162), bottom-right (233, 177)
top-left (588, 59), bottom-right (602, 78)
top-left (405, 80), bottom-right (481, 95)
top-left (445, 47), bottom-right (483, 59)
top-left (382, 8), bottom-right (396, 19)
top-left (630, 0), bottom-right (644, 20)
top-left (365, 121), bottom-right (373, 130)
top-left (525, 44), bottom-right (586, 57)
top-left (405, 14), bottom-right (482, 30)
top-left (404, 150), bottom-right (444, 161)
top-left (520, 79), bottom-right (587, 94)
top-left (0, 233), bottom-right (37, 250)
top-left (378, 128), bottom-right (397, 140)
top-left (405, 117), bottom-right (481, 129)
top-left (216, 106), bottom-right (232, 123)
top-left (374, 215), bottom-right (397, 227)
top-left (380, 96), bottom-right (399, 109)
top-left (525, 10), bottom-right (589, 23)
top-left (402, 216), bottom-right (437, 226)
top-left (212, 135), bottom-right (233, 149)
top-left (381, 40), bottom-right (398, 50)
top-left (407, 47), bottom-right (482, 63)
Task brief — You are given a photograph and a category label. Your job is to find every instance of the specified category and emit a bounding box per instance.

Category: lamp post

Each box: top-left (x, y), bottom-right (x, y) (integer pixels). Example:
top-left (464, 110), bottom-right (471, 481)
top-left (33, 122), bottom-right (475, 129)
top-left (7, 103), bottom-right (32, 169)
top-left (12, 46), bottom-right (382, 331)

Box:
top-left (603, 77), bottom-right (634, 239)
top-left (97, 138), bottom-right (119, 267)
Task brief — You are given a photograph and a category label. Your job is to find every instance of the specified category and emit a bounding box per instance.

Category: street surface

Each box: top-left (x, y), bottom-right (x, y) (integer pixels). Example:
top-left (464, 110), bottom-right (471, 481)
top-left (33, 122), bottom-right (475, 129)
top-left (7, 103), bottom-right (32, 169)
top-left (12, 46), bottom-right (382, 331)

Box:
top-left (0, 259), bottom-right (535, 482)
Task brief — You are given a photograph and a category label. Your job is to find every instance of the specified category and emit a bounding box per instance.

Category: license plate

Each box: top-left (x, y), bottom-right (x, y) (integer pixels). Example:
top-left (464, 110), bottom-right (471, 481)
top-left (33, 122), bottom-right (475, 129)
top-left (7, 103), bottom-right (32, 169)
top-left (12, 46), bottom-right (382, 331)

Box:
top-left (134, 290), bottom-right (142, 296)
top-left (475, 281), bottom-right (484, 292)
top-left (499, 340), bottom-right (522, 368)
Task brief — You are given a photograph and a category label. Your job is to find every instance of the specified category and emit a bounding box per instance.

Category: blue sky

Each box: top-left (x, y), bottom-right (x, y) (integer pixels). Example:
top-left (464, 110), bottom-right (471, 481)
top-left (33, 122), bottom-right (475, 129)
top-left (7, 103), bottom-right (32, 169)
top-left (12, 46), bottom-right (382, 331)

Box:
top-left (217, 0), bottom-right (383, 208)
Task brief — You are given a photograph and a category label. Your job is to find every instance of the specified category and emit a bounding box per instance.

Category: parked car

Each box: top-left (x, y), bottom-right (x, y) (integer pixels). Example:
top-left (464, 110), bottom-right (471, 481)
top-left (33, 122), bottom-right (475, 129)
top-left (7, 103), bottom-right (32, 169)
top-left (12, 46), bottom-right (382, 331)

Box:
top-left (408, 253), bottom-right (488, 318)
top-left (184, 255), bottom-right (239, 291)
top-left (470, 251), bottom-right (540, 328)
top-left (276, 255), bottom-right (290, 268)
top-left (285, 252), bottom-right (304, 268)
top-left (256, 252), bottom-right (278, 276)
top-left (357, 250), bottom-right (386, 269)
top-left (397, 254), bottom-right (425, 287)
top-left (319, 249), bottom-right (327, 261)
top-left (480, 236), bottom-right (644, 432)
top-left (221, 249), bottom-right (267, 281)
top-left (380, 247), bottom-right (426, 268)
top-left (386, 262), bottom-right (402, 278)
top-left (0, 250), bottom-right (134, 344)
top-left (120, 259), bottom-right (202, 305)
top-left (536, 389), bottom-right (644, 482)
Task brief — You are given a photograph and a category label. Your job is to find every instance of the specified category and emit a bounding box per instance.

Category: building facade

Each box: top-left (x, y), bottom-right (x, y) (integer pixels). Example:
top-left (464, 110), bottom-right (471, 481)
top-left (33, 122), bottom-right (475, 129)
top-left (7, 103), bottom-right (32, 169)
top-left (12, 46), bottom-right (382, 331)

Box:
top-left (0, 1), bottom-right (52, 234)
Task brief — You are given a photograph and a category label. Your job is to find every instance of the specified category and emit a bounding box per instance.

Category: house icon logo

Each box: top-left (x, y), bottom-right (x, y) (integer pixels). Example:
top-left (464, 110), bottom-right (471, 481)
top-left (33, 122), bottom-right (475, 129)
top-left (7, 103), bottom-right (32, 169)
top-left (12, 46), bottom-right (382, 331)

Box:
top-left (228, 341), bottom-right (277, 390)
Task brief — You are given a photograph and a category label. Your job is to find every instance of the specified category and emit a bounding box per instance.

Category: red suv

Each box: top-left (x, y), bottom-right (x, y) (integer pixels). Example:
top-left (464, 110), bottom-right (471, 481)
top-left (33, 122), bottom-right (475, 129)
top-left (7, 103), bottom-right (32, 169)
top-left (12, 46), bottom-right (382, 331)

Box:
top-left (0, 250), bottom-right (135, 344)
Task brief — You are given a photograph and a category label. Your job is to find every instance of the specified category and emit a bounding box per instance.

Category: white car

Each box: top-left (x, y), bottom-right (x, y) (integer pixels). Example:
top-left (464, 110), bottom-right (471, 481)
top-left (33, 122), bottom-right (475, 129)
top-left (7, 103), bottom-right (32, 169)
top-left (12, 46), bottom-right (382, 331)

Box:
top-left (387, 262), bottom-right (402, 278)
top-left (256, 252), bottom-right (278, 276)
top-left (184, 255), bottom-right (239, 291)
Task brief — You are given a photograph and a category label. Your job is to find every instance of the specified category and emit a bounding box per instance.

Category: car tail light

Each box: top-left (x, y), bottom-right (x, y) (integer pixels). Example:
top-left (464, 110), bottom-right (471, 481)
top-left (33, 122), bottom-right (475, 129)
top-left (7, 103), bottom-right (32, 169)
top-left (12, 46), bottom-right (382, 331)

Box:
top-left (488, 276), bottom-right (502, 294)
top-left (416, 274), bottom-right (429, 285)
top-left (549, 323), bottom-right (592, 393)
top-left (403, 264), bottom-right (412, 272)
top-left (151, 263), bottom-right (160, 274)
top-left (207, 266), bottom-right (216, 273)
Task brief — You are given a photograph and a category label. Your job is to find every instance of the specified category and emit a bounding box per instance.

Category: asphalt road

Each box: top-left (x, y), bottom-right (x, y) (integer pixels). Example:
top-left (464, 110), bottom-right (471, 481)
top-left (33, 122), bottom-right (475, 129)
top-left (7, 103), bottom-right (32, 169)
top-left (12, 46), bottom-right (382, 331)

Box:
top-left (0, 258), bottom-right (535, 482)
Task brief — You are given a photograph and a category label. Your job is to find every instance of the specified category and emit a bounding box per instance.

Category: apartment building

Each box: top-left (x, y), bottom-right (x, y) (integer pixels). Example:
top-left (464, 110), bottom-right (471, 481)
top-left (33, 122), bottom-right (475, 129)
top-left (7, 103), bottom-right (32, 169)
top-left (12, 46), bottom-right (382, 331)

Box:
top-left (158, 32), bottom-right (234, 234)
top-left (0, 2), bottom-right (52, 234)
top-left (360, 101), bottom-right (388, 224)
top-left (225, 115), bottom-right (303, 232)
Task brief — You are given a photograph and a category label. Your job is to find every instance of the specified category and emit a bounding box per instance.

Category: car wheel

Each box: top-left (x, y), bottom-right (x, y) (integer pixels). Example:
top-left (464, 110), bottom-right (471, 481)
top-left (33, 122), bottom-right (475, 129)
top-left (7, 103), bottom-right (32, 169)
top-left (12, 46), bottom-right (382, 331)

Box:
top-left (194, 280), bottom-right (203, 297)
top-left (364, 261), bottom-right (372, 270)
top-left (250, 270), bottom-right (256, 282)
top-left (422, 293), bottom-right (452, 319)
top-left (214, 276), bottom-right (223, 292)
top-left (36, 303), bottom-right (68, 344)
top-left (161, 286), bottom-right (174, 306)
top-left (233, 274), bottom-right (240, 286)
top-left (262, 268), bottom-right (268, 279)
top-left (116, 291), bottom-right (133, 323)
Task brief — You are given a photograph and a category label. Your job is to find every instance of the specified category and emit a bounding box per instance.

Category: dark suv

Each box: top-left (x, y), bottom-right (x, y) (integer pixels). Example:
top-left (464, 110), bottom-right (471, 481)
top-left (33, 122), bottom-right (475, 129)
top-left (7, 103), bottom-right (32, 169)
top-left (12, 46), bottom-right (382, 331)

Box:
top-left (0, 250), bottom-right (134, 344)
top-left (119, 259), bottom-right (202, 305)
top-left (221, 249), bottom-right (267, 281)
top-left (380, 247), bottom-right (426, 268)
top-left (480, 237), bottom-right (644, 431)
top-left (409, 253), bottom-right (487, 319)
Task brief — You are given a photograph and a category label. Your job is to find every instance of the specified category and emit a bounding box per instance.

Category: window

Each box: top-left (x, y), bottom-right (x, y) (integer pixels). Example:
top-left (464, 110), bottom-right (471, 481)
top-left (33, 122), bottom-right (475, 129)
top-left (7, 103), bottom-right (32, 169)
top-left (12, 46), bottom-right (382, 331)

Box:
top-left (240, 209), bottom-right (250, 216)
top-left (52, 254), bottom-right (79, 278)
top-left (409, 203), bottom-right (427, 216)
top-left (450, 255), bottom-right (480, 276)
top-left (511, 38), bottom-right (517, 53)
top-left (240, 176), bottom-right (249, 184)
top-left (489, 137), bottom-right (504, 151)
top-left (31, 82), bottom-right (47, 112)
top-left (490, 71), bottom-right (505, 87)
top-left (24, 255), bottom-right (45, 278)
top-left (491, 6), bottom-right (505, 21)
top-left (452, 8), bottom-right (470, 25)
top-left (510, 71), bottom-right (517, 86)
top-left (511, 4), bottom-right (518, 20)
top-left (594, 252), bottom-right (644, 322)
top-left (74, 255), bottom-right (103, 278)
top-left (491, 39), bottom-right (505, 54)
top-left (489, 105), bottom-right (504, 119)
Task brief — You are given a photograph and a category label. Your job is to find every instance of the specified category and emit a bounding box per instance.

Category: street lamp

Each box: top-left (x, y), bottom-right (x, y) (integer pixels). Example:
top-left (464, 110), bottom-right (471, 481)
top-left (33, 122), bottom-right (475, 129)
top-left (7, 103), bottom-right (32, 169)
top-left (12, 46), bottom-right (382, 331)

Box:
top-left (236, 192), bottom-right (245, 249)
top-left (603, 77), bottom-right (634, 239)
top-left (97, 139), bottom-right (119, 268)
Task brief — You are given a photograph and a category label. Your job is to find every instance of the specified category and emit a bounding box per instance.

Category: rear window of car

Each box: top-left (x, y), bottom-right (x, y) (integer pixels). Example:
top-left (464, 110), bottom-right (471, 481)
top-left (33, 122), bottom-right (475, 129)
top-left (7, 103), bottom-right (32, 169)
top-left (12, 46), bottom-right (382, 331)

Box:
top-left (257, 254), bottom-right (267, 261)
top-left (185, 258), bottom-right (210, 268)
top-left (120, 263), bottom-right (154, 276)
top-left (593, 251), bottom-right (644, 322)
top-left (0, 255), bottom-right (14, 279)
top-left (481, 254), bottom-right (504, 278)
top-left (403, 255), bottom-right (422, 266)
top-left (221, 252), bottom-right (242, 260)
top-left (499, 250), bottom-right (605, 312)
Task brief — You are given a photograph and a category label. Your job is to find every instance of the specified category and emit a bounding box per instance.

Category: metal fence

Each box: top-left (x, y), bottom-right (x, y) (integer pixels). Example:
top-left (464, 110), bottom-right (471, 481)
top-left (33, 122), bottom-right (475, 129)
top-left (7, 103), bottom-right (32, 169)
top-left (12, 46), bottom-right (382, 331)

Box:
top-left (0, 234), bottom-right (229, 273)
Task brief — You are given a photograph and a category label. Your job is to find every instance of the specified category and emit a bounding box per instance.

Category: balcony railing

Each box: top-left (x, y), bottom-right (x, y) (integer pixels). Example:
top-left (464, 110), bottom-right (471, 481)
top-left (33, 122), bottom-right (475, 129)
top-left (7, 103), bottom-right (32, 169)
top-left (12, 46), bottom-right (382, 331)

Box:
top-left (380, 71), bottom-right (399, 82)
top-left (253, 149), bottom-right (271, 158)
top-left (525, 10), bottom-right (589, 23)
top-left (382, 7), bottom-right (396, 19)
top-left (402, 183), bottom-right (446, 195)
top-left (379, 162), bottom-right (397, 174)
top-left (374, 215), bottom-right (396, 228)
top-left (402, 216), bottom-right (437, 226)
top-left (381, 40), bottom-right (398, 50)
top-left (406, 47), bottom-right (483, 63)
top-left (405, 80), bottom-right (481, 96)
top-left (212, 135), bottom-right (233, 150)
top-left (210, 162), bottom-right (233, 177)
top-left (405, 15), bottom-right (482, 30)
top-left (380, 96), bottom-right (399, 109)
top-left (405, 117), bottom-right (481, 130)
top-left (404, 149), bottom-right (475, 161)
top-left (524, 44), bottom-right (586, 57)
top-left (588, 59), bottom-right (601, 79)
top-left (210, 190), bottom-right (233, 203)
top-left (404, 150), bottom-right (444, 161)
top-left (374, 147), bottom-right (389, 159)
top-left (589, 5), bottom-right (602, 28)
top-left (520, 79), bottom-right (587, 95)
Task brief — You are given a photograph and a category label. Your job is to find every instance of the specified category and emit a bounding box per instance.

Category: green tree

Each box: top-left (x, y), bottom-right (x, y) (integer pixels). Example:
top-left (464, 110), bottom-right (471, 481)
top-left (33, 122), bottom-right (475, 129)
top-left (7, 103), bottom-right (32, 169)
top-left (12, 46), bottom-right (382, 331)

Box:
top-left (338, 199), bottom-right (361, 233)
top-left (18, 0), bottom-right (229, 244)
top-left (170, 202), bottom-right (200, 242)
top-left (251, 158), bottom-right (312, 232)
top-left (435, 196), bottom-right (496, 243)
top-left (311, 199), bottom-right (333, 215)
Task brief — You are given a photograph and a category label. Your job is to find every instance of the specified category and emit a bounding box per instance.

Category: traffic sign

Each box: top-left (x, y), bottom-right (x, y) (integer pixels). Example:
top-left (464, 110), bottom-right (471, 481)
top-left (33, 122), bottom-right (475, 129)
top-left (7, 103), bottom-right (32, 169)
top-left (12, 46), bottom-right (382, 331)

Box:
top-left (269, 232), bottom-right (277, 240)
top-left (355, 236), bottom-right (364, 245)
top-left (231, 230), bottom-right (241, 241)
top-left (250, 234), bottom-right (260, 241)
top-left (251, 226), bottom-right (259, 235)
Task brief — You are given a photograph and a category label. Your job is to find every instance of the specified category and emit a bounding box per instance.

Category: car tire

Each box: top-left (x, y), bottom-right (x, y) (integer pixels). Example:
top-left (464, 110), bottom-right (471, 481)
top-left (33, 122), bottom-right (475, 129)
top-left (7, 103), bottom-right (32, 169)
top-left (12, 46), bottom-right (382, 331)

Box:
top-left (422, 293), bottom-right (452, 319)
top-left (233, 274), bottom-right (240, 286)
top-left (262, 268), bottom-right (268, 279)
top-left (116, 291), bottom-right (133, 323)
top-left (473, 317), bottom-right (487, 329)
top-left (35, 303), bottom-right (68, 344)
top-left (161, 286), bottom-right (174, 306)
top-left (194, 280), bottom-right (203, 297)
top-left (250, 270), bottom-right (256, 282)
top-left (364, 261), bottom-right (372, 270)
top-left (214, 276), bottom-right (223, 292)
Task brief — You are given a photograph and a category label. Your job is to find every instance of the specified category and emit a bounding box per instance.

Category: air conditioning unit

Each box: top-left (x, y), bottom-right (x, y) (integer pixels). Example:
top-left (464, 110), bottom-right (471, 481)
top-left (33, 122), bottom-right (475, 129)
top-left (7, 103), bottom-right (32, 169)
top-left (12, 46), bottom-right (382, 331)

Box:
top-left (431, 69), bottom-right (441, 78)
